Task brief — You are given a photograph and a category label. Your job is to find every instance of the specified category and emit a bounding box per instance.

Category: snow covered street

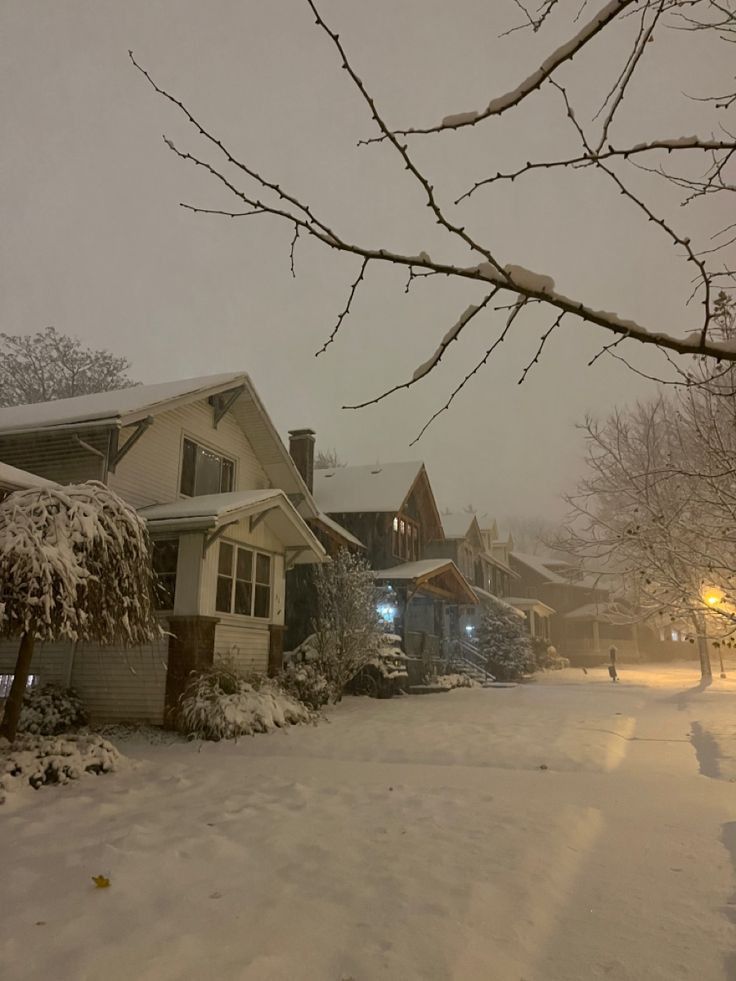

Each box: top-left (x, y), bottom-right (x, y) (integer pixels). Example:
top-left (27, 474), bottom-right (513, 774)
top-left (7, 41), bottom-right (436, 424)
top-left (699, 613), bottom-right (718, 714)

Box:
top-left (2, 665), bottom-right (736, 981)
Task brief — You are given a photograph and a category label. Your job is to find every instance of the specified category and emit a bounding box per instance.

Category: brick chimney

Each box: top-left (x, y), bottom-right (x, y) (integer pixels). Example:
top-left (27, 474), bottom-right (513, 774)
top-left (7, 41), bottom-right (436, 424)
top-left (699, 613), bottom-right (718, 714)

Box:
top-left (288, 428), bottom-right (316, 494)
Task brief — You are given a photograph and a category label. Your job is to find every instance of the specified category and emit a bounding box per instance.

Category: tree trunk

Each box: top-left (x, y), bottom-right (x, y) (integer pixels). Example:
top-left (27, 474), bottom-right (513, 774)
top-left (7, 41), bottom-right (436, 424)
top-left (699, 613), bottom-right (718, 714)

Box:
top-left (693, 613), bottom-right (712, 681)
top-left (0, 632), bottom-right (35, 742)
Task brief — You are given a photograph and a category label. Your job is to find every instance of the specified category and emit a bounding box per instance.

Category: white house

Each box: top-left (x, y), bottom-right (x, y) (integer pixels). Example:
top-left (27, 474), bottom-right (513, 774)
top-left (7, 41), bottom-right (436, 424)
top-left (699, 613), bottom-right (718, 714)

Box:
top-left (0, 373), bottom-right (327, 724)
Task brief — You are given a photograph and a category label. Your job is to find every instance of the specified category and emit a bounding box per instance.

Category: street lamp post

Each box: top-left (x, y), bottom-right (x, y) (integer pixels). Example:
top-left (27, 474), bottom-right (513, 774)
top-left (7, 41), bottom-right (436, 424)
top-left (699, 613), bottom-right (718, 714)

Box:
top-left (704, 588), bottom-right (727, 679)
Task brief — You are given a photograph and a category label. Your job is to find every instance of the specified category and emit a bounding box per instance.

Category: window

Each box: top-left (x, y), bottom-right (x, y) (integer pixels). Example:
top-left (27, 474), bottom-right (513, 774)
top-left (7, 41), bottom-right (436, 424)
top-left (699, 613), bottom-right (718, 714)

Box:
top-left (152, 538), bottom-right (179, 610)
top-left (393, 514), bottom-right (420, 560)
top-left (0, 674), bottom-right (37, 699)
top-left (180, 438), bottom-right (235, 497)
top-left (216, 542), bottom-right (272, 618)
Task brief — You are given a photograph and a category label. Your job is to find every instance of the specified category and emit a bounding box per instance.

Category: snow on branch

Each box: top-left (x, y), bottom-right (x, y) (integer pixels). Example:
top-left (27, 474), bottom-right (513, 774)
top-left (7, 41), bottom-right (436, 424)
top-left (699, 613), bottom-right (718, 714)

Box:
top-left (391, 0), bottom-right (636, 137)
top-left (0, 482), bottom-right (159, 645)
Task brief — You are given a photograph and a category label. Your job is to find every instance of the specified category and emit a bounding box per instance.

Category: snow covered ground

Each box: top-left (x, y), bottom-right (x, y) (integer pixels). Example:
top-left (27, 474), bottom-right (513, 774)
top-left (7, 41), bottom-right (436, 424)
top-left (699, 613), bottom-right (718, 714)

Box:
top-left (2, 663), bottom-right (736, 980)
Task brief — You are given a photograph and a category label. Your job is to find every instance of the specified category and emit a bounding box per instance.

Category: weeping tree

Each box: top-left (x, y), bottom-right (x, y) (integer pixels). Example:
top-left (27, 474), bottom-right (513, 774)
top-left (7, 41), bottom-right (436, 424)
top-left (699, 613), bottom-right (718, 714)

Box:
top-left (0, 481), bottom-right (160, 740)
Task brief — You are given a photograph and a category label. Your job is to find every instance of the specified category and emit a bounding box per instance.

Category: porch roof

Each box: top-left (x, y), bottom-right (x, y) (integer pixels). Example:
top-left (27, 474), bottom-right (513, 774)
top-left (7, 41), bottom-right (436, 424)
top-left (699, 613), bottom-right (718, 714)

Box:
top-left (473, 586), bottom-right (525, 618)
top-left (139, 489), bottom-right (326, 564)
top-left (507, 596), bottom-right (556, 616)
top-left (374, 559), bottom-right (477, 605)
top-left (563, 602), bottom-right (620, 622)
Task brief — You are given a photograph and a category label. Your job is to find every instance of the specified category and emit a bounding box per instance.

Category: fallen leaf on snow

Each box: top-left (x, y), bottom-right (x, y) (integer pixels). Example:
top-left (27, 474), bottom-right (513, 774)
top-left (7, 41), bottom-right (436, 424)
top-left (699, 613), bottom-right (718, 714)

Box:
top-left (92, 875), bottom-right (111, 889)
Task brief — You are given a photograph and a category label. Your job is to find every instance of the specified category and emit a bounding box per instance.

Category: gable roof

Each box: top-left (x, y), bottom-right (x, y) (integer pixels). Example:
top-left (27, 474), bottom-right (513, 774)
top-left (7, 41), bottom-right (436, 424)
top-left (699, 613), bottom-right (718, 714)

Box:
top-left (0, 373), bottom-right (319, 519)
top-left (510, 551), bottom-right (568, 584)
top-left (313, 462), bottom-right (424, 514)
top-left (0, 374), bottom-right (247, 434)
top-left (440, 512), bottom-right (476, 540)
top-left (373, 558), bottom-right (478, 605)
top-left (139, 489), bottom-right (326, 564)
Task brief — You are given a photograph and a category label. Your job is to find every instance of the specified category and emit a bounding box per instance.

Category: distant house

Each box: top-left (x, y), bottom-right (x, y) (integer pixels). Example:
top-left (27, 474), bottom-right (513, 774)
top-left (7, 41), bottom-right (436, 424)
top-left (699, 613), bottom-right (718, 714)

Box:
top-left (0, 373), bottom-right (327, 724)
top-left (312, 461), bottom-right (476, 659)
top-left (510, 551), bottom-right (638, 663)
top-left (424, 512), bottom-right (522, 639)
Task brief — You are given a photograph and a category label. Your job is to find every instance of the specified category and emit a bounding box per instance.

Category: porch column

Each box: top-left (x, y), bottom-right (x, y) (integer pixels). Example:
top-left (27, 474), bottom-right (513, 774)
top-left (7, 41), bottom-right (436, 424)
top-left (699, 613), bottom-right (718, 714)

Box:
top-left (268, 624), bottom-right (286, 677)
top-left (592, 619), bottom-right (601, 655)
top-left (164, 615), bottom-right (219, 728)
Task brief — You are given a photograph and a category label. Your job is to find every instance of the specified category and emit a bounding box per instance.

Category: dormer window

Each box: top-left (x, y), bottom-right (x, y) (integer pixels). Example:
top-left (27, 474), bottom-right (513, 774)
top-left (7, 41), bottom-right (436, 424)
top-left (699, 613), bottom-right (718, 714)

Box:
top-left (180, 438), bottom-right (235, 497)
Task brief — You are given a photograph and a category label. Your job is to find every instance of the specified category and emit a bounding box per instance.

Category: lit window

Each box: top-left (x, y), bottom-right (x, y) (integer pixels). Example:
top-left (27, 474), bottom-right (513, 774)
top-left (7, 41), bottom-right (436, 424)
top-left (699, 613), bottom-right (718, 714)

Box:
top-left (152, 538), bottom-right (179, 610)
top-left (180, 438), bottom-right (235, 497)
top-left (216, 542), bottom-right (272, 618)
top-left (393, 517), bottom-right (399, 532)
top-left (0, 674), bottom-right (38, 698)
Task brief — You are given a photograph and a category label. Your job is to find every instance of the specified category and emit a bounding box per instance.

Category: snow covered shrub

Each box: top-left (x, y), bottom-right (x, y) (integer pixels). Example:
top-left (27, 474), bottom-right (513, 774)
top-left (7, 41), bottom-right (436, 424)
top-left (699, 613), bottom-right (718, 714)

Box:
top-left (477, 599), bottom-right (535, 682)
top-left (279, 662), bottom-right (330, 710)
top-left (179, 666), bottom-right (312, 741)
top-left (435, 673), bottom-right (478, 690)
top-left (0, 732), bottom-right (122, 804)
top-left (18, 684), bottom-right (88, 735)
top-left (312, 548), bottom-right (382, 701)
top-left (533, 641), bottom-right (569, 671)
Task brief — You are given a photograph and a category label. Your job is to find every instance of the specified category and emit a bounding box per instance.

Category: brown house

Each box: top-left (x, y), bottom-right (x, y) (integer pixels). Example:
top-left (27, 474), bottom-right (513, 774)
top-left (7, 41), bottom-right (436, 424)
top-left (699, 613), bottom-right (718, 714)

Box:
top-left (510, 551), bottom-right (639, 664)
top-left (312, 461), bottom-right (476, 658)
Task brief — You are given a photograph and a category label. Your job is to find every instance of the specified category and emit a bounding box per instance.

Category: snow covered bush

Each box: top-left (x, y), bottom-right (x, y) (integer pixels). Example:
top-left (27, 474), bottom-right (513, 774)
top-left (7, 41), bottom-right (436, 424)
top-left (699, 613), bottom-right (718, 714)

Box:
top-left (0, 732), bottom-right (122, 804)
top-left (279, 662), bottom-right (330, 711)
top-left (312, 548), bottom-right (383, 701)
top-left (477, 599), bottom-right (535, 682)
top-left (18, 684), bottom-right (88, 735)
top-left (532, 639), bottom-right (569, 671)
top-left (179, 666), bottom-right (312, 741)
top-left (435, 673), bottom-right (478, 690)
top-left (0, 481), bottom-right (160, 740)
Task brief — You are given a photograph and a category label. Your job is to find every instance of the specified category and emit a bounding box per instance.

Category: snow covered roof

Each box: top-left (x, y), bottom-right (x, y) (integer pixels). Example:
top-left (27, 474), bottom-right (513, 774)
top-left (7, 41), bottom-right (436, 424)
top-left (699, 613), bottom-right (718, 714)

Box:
top-left (315, 512), bottom-right (365, 550)
top-left (473, 586), bottom-right (525, 617)
top-left (563, 603), bottom-right (619, 622)
top-left (510, 551), bottom-right (568, 584)
top-left (139, 489), bottom-right (326, 564)
top-left (313, 462), bottom-right (424, 514)
top-left (0, 373), bottom-right (319, 521)
top-left (507, 596), bottom-right (556, 616)
top-left (0, 462), bottom-right (58, 491)
top-left (440, 512), bottom-right (475, 539)
top-left (0, 373), bottom-right (248, 434)
top-left (374, 558), bottom-right (478, 605)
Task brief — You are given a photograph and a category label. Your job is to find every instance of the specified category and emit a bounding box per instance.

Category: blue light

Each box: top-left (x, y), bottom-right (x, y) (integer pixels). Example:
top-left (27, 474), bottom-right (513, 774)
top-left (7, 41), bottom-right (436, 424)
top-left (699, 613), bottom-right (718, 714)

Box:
top-left (377, 604), bottom-right (397, 624)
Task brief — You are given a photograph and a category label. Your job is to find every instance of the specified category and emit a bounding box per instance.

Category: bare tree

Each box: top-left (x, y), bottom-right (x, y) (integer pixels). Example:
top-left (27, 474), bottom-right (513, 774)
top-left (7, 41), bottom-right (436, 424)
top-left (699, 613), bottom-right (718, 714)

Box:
top-left (315, 448), bottom-right (346, 470)
top-left (0, 327), bottom-right (136, 407)
top-left (562, 333), bottom-right (736, 679)
top-left (132, 1), bottom-right (734, 438)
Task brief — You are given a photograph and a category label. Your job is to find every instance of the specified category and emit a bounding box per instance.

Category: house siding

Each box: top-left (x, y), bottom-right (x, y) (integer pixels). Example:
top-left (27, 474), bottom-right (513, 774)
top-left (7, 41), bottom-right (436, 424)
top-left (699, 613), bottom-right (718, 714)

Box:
top-left (108, 401), bottom-right (270, 508)
top-left (0, 429), bottom-right (110, 485)
top-left (0, 633), bottom-right (169, 724)
top-left (214, 620), bottom-right (271, 675)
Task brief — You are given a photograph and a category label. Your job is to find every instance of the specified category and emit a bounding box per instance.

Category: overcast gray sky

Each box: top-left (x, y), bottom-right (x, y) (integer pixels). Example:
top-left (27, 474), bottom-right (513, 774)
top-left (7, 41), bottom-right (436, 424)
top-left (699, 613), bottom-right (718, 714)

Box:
top-left (1, 1), bottom-right (729, 521)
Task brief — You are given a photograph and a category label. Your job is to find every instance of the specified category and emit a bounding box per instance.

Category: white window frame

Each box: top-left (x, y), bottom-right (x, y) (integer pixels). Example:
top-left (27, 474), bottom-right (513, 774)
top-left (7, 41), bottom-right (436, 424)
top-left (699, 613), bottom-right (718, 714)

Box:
top-left (179, 434), bottom-right (236, 498)
top-left (215, 540), bottom-right (273, 620)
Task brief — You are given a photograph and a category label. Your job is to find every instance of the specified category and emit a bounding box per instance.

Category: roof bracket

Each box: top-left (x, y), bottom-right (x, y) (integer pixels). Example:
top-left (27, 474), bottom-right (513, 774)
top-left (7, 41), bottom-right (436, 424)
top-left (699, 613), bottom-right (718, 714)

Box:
top-left (109, 416), bottom-right (154, 472)
top-left (249, 505), bottom-right (280, 533)
top-left (285, 546), bottom-right (308, 571)
top-left (202, 519), bottom-right (240, 555)
top-left (210, 386), bottom-right (246, 429)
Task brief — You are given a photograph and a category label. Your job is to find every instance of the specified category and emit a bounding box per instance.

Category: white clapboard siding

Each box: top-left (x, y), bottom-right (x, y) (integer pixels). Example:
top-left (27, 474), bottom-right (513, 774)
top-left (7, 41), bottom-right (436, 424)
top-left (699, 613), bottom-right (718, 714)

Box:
top-left (70, 639), bottom-right (169, 724)
top-left (0, 429), bottom-right (109, 485)
top-left (214, 619), bottom-right (270, 675)
top-left (0, 639), bottom-right (73, 687)
top-left (108, 401), bottom-right (270, 508)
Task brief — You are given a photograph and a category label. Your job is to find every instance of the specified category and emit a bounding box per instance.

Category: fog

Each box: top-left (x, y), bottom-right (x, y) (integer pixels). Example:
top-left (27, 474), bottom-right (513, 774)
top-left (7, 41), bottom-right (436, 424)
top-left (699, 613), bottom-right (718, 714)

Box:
top-left (1, 1), bottom-right (727, 518)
